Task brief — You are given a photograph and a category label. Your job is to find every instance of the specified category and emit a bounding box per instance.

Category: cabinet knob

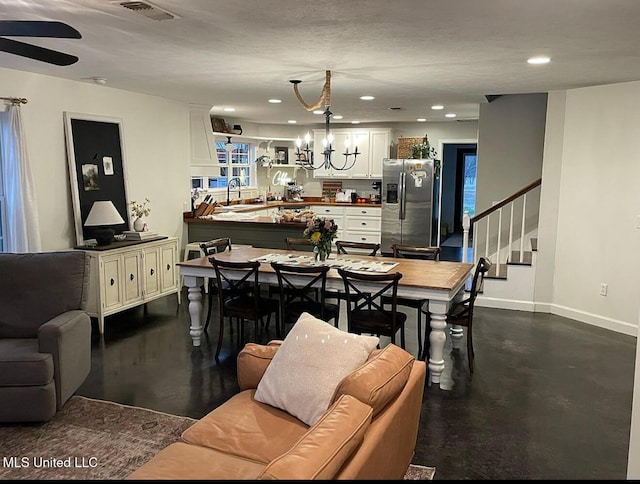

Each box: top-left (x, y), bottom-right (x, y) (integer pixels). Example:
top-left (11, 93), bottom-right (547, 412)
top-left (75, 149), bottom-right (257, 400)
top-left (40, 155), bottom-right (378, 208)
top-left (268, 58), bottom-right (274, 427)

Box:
top-left (150, 268), bottom-right (155, 275)
top-left (130, 273), bottom-right (135, 281)
top-left (361, 222), bottom-right (367, 226)
top-left (360, 237), bottom-right (366, 241)
top-left (166, 264), bottom-right (170, 271)
top-left (110, 278), bottom-right (115, 286)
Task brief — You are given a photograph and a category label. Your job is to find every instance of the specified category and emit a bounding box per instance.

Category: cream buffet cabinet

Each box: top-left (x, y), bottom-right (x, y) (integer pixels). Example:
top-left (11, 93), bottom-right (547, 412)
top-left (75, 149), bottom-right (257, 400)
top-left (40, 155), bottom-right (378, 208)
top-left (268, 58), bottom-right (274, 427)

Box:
top-left (76, 236), bottom-right (180, 334)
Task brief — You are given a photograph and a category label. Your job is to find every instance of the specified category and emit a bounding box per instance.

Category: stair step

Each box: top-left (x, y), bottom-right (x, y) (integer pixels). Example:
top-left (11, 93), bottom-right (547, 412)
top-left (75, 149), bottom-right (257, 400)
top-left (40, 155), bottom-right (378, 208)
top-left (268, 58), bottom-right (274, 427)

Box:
top-left (508, 251), bottom-right (532, 266)
top-left (485, 264), bottom-right (508, 280)
top-left (531, 238), bottom-right (538, 251)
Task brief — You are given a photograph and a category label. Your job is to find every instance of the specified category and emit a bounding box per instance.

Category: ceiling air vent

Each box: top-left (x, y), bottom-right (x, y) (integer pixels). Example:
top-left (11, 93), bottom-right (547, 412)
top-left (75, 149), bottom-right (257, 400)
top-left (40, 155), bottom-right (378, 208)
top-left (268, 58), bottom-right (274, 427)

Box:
top-left (114, 1), bottom-right (179, 21)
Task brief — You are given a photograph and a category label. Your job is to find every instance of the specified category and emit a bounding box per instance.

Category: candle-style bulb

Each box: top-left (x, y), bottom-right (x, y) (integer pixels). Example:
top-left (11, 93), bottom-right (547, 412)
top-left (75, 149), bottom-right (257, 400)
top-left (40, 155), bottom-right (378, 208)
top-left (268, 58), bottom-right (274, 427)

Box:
top-left (296, 137), bottom-right (302, 148)
top-left (304, 132), bottom-right (311, 144)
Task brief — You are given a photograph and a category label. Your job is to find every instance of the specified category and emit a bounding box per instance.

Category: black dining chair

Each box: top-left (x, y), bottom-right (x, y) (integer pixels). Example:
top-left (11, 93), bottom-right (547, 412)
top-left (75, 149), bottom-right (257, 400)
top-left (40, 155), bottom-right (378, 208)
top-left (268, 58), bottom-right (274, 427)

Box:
top-left (208, 256), bottom-right (280, 360)
top-left (382, 244), bottom-right (440, 359)
top-left (442, 257), bottom-right (491, 374)
top-left (325, 240), bottom-right (381, 307)
top-left (270, 262), bottom-right (340, 335)
top-left (338, 268), bottom-right (407, 349)
top-left (200, 238), bottom-right (232, 332)
top-left (269, 237), bottom-right (318, 300)
top-left (285, 237), bottom-right (315, 251)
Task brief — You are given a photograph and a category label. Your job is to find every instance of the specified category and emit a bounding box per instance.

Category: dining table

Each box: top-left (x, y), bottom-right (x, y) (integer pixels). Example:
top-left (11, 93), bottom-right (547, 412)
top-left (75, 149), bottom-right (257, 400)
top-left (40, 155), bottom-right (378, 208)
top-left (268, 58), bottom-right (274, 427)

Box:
top-left (177, 246), bottom-right (473, 387)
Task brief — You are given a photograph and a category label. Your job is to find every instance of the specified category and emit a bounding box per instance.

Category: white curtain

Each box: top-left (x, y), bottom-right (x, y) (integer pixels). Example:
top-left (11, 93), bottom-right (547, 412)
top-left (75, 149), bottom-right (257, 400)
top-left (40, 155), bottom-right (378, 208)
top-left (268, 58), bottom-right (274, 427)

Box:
top-left (0, 104), bottom-right (41, 252)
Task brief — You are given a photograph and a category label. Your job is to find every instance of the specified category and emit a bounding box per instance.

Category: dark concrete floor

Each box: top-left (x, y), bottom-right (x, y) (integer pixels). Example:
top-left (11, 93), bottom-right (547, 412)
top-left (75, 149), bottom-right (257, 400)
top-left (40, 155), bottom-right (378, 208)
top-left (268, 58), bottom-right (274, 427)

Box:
top-left (77, 291), bottom-right (636, 480)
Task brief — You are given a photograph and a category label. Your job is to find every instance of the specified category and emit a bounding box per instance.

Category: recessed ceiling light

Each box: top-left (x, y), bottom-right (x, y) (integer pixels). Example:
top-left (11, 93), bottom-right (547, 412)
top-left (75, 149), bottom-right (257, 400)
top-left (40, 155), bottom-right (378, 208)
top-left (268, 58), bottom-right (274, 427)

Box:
top-left (351, 121), bottom-right (361, 124)
top-left (527, 56), bottom-right (550, 65)
top-left (360, 95), bottom-right (375, 101)
top-left (431, 105), bottom-right (444, 110)
top-left (223, 107), bottom-right (236, 112)
top-left (268, 99), bottom-right (282, 103)
top-left (333, 115), bottom-right (343, 120)
top-left (287, 120), bottom-right (297, 124)
top-left (313, 110), bottom-right (324, 115)
top-left (417, 118), bottom-right (427, 122)
top-left (445, 113), bottom-right (456, 118)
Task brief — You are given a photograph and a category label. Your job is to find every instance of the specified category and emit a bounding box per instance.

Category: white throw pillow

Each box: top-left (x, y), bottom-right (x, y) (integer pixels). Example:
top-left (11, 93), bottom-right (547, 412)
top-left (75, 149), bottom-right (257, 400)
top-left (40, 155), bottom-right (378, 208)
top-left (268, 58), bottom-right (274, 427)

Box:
top-left (254, 312), bottom-right (379, 426)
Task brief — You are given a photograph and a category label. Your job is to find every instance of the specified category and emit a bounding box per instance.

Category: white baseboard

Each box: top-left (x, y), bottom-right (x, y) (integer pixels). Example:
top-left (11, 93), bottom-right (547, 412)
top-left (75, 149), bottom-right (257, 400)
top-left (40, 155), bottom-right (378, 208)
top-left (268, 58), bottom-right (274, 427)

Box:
top-left (476, 298), bottom-right (636, 337)
top-left (550, 304), bottom-right (637, 337)
top-left (476, 296), bottom-right (535, 312)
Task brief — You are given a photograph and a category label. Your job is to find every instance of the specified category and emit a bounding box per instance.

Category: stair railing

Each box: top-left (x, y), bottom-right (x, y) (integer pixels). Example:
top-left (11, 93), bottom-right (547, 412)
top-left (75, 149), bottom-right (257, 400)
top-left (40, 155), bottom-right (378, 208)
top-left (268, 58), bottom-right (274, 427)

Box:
top-left (462, 179), bottom-right (542, 272)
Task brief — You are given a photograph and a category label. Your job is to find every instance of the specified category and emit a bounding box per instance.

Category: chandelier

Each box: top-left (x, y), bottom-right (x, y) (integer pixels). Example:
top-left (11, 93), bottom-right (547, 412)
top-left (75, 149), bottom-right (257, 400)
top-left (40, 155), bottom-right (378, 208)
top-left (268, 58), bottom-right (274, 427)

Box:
top-left (289, 70), bottom-right (359, 171)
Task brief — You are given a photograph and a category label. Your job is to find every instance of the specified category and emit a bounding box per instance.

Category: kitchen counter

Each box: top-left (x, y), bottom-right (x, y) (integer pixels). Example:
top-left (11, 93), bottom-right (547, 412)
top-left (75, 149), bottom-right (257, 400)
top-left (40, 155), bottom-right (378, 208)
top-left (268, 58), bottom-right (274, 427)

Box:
top-left (186, 198), bottom-right (380, 217)
top-left (183, 199), bottom-right (381, 250)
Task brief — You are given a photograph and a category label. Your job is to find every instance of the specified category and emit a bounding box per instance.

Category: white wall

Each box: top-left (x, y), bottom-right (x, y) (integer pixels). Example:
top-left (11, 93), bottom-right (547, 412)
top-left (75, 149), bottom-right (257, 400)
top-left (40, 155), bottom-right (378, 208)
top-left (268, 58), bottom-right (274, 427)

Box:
top-left (0, 67), bottom-right (190, 251)
top-left (476, 94), bottom-right (547, 212)
top-left (545, 81), bottom-right (640, 335)
top-left (534, 91), bottom-right (566, 312)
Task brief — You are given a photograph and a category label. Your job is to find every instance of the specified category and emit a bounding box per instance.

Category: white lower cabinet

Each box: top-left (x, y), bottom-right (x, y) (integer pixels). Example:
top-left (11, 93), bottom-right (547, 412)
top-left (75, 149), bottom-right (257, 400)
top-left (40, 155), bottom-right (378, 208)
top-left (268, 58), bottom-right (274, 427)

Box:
top-left (310, 205), bottom-right (346, 246)
top-left (310, 205), bottom-right (382, 250)
top-left (341, 206), bottom-right (382, 247)
top-left (79, 237), bottom-right (180, 334)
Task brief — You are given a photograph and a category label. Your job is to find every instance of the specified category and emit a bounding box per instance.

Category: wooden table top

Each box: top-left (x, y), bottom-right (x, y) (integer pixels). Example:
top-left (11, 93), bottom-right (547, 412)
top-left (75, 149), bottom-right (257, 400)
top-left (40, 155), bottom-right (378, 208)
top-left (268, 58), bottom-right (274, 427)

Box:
top-left (178, 246), bottom-right (473, 293)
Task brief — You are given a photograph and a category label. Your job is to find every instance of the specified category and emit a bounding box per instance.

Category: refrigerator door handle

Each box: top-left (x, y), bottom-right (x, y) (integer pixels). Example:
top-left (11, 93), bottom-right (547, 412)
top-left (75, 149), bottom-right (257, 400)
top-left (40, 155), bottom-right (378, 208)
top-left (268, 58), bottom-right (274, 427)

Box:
top-left (399, 172), bottom-right (406, 220)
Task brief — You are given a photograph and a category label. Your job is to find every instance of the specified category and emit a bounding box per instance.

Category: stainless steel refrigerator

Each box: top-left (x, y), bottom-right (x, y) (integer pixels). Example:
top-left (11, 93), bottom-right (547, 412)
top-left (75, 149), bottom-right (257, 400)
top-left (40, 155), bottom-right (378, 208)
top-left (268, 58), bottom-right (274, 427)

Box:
top-left (381, 158), bottom-right (434, 254)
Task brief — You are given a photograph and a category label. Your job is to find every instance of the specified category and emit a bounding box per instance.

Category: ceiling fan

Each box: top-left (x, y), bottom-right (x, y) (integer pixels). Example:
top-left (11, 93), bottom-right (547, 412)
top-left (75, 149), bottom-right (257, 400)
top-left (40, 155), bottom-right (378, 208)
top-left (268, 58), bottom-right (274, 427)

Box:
top-left (0, 20), bottom-right (81, 66)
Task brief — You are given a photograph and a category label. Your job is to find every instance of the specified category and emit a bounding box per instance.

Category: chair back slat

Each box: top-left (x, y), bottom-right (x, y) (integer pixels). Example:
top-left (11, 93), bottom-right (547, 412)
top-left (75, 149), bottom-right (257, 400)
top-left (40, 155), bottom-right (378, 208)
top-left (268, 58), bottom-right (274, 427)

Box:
top-left (285, 237), bottom-right (315, 251)
top-left (392, 244), bottom-right (440, 260)
top-left (200, 238), bottom-right (232, 256)
top-left (336, 240), bottom-right (381, 256)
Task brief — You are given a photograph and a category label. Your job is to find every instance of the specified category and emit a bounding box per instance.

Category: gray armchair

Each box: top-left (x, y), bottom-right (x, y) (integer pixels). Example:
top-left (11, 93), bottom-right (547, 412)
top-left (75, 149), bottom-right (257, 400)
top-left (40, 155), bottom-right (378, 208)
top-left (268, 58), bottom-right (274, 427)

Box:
top-left (0, 251), bottom-right (92, 422)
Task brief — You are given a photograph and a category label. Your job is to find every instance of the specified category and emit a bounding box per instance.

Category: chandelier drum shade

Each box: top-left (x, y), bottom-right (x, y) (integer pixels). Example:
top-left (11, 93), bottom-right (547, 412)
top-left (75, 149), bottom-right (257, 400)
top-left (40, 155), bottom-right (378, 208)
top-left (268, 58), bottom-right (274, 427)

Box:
top-left (290, 70), bottom-right (359, 171)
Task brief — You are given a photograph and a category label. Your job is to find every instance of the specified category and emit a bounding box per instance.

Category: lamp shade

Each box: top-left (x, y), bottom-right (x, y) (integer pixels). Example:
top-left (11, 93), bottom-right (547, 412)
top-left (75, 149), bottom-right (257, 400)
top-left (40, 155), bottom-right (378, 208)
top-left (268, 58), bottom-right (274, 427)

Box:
top-left (84, 201), bottom-right (125, 226)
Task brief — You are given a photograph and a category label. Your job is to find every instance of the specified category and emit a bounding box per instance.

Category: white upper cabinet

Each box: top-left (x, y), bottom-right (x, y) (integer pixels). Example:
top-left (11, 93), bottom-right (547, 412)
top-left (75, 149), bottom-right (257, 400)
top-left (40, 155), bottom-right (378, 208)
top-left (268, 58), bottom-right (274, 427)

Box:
top-left (312, 128), bottom-right (390, 179)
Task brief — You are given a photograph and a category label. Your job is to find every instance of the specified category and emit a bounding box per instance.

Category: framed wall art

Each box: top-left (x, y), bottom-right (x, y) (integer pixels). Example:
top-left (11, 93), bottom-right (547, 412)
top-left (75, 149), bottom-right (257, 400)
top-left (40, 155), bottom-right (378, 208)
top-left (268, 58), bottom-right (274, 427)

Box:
top-left (64, 112), bottom-right (130, 245)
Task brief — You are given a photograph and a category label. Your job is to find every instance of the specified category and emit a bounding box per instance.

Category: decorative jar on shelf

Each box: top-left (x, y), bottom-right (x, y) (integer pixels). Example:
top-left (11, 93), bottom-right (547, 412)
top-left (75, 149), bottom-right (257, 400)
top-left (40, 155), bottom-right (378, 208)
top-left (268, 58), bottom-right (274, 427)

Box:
top-left (133, 217), bottom-right (145, 232)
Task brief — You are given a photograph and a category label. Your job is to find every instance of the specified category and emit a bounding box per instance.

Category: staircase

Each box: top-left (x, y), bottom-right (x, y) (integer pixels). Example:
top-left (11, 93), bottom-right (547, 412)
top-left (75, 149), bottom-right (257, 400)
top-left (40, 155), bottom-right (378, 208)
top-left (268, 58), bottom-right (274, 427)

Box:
top-left (462, 179), bottom-right (541, 312)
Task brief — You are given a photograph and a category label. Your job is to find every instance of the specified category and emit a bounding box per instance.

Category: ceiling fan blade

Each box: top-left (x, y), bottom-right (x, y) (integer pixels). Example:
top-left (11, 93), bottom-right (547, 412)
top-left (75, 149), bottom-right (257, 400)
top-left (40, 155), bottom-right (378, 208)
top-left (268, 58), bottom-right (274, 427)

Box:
top-left (0, 20), bottom-right (81, 39)
top-left (0, 37), bottom-right (78, 66)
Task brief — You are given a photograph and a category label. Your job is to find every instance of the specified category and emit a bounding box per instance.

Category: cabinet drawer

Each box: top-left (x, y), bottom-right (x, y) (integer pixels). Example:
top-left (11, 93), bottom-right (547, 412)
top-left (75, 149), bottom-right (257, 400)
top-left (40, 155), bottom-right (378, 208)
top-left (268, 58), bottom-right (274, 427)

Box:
top-left (344, 206), bottom-right (381, 217)
top-left (344, 216), bottom-right (382, 232)
top-left (341, 231), bottom-right (381, 244)
top-left (310, 205), bottom-right (345, 217)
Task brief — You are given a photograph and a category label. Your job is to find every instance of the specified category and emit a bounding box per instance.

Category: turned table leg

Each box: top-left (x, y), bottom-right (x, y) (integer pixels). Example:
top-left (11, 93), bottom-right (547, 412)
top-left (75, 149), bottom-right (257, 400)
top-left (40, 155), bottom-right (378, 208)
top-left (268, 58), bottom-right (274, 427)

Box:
top-left (184, 275), bottom-right (204, 347)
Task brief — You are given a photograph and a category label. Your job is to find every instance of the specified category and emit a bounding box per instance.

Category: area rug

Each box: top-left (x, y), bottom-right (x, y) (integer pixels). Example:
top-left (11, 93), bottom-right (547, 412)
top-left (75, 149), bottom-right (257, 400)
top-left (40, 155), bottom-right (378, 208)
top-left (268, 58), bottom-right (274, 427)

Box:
top-left (0, 396), bottom-right (435, 480)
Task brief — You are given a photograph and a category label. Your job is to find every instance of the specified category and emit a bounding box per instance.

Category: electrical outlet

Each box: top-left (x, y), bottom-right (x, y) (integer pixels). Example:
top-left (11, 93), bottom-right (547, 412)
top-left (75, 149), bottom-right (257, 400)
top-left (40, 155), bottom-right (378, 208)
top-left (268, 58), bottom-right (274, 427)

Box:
top-left (600, 283), bottom-right (608, 296)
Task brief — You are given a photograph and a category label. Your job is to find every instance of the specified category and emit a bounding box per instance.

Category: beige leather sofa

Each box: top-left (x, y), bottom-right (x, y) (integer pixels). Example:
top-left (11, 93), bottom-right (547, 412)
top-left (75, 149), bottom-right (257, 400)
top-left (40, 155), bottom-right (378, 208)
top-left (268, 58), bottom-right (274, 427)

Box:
top-left (128, 341), bottom-right (426, 480)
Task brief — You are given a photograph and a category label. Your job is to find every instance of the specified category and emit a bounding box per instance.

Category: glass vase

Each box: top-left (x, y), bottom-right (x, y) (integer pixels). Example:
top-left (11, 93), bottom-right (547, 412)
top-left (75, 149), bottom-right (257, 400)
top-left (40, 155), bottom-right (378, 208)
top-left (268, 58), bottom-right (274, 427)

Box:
top-left (314, 243), bottom-right (331, 263)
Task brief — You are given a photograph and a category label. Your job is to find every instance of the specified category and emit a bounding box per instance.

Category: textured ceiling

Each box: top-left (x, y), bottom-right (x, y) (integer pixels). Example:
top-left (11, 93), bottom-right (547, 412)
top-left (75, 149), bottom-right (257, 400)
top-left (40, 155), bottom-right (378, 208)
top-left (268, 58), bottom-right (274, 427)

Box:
top-left (1, 0), bottom-right (640, 126)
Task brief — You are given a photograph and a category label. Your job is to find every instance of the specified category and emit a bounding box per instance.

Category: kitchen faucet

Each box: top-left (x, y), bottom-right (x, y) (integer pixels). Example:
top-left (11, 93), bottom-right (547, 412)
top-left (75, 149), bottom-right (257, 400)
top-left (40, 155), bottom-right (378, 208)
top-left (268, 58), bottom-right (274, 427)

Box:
top-left (226, 177), bottom-right (242, 206)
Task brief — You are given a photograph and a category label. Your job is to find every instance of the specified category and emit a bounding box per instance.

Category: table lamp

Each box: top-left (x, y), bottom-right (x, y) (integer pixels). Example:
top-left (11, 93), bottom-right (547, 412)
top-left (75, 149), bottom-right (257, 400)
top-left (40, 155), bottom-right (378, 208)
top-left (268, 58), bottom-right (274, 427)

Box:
top-left (84, 200), bottom-right (125, 245)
